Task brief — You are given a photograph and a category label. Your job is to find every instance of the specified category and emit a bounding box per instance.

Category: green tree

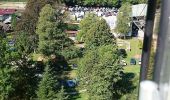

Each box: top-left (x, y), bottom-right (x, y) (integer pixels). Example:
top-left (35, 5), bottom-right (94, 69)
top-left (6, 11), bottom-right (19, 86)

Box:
top-left (36, 4), bottom-right (73, 56)
top-left (76, 13), bottom-right (98, 42)
top-left (77, 49), bottom-right (97, 88)
top-left (0, 37), bottom-right (14, 100)
top-left (89, 45), bottom-right (122, 100)
top-left (115, 3), bottom-right (131, 36)
top-left (10, 32), bottom-right (39, 99)
top-left (78, 45), bottom-right (123, 100)
top-left (85, 18), bottom-right (115, 49)
top-left (37, 62), bottom-right (67, 100)
top-left (15, 0), bottom-right (59, 52)
top-left (37, 63), bottom-right (59, 99)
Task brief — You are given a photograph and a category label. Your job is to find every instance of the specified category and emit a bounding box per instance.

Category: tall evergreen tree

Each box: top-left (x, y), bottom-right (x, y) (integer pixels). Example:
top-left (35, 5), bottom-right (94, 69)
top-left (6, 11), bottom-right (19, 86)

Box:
top-left (78, 45), bottom-right (123, 100)
top-left (78, 49), bottom-right (98, 87)
top-left (36, 4), bottom-right (73, 56)
top-left (85, 18), bottom-right (115, 49)
top-left (115, 3), bottom-right (131, 36)
top-left (76, 13), bottom-right (98, 42)
top-left (37, 63), bottom-right (59, 99)
top-left (37, 61), bottom-right (67, 100)
top-left (88, 45), bottom-right (123, 100)
top-left (15, 0), bottom-right (60, 52)
top-left (0, 37), bottom-right (14, 100)
top-left (11, 32), bottom-right (39, 99)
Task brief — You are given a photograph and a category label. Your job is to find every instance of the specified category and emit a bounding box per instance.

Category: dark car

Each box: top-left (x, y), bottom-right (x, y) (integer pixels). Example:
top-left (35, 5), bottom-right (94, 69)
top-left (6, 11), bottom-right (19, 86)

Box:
top-left (130, 58), bottom-right (136, 65)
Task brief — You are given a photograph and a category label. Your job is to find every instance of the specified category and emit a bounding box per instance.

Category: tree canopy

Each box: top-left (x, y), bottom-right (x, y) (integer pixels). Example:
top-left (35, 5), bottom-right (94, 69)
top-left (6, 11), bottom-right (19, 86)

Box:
top-left (78, 45), bottom-right (123, 99)
top-left (76, 13), bottom-right (98, 42)
top-left (36, 4), bottom-right (73, 56)
top-left (85, 17), bottom-right (115, 49)
top-left (115, 3), bottom-right (131, 35)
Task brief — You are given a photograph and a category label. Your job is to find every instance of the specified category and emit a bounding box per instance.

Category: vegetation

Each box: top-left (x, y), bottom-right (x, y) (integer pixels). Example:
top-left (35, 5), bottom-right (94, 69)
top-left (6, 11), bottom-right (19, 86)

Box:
top-left (77, 14), bottom-right (125, 99)
top-left (15, 0), bottom-right (59, 52)
top-left (64, 0), bottom-right (146, 7)
top-left (0, 37), bottom-right (14, 100)
top-left (85, 18), bottom-right (115, 49)
top-left (76, 14), bottom-right (98, 42)
top-left (36, 4), bottom-right (73, 56)
top-left (115, 3), bottom-right (131, 35)
top-left (37, 62), bottom-right (67, 100)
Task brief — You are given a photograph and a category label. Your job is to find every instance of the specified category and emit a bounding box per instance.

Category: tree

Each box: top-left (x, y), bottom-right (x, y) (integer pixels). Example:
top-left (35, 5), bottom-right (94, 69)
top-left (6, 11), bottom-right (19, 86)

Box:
top-left (15, 0), bottom-right (60, 52)
top-left (77, 49), bottom-right (98, 88)
top-left (10, 31), bottom-right (40, 99)
top-left (85, 18), bottom-right (115, 49)
top-left (78, 45), bottom-right (123, 99)
top-left (0, 37), bottom-right (15, 100)
top-left (37, 62), bottom-right (59, 99)
top-left (115, 3), bottom-right (131, 36)
top-left (36, 4), bottom-right (73, 56)
top-left (76, 13), bottom-right (98, 42)
top-left (89, 45), bottom-right (123, 100)
top-left (37, 62), bottom-right (67, 100)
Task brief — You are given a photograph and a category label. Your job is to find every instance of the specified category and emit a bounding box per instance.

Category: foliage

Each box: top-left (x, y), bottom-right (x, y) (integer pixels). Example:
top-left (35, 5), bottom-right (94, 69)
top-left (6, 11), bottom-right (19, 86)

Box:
top-left (64, 0), bottom-right (121, 7)
top-left (37, 62), bottom-right (67, 100)
top-left (78, 45), bottom-right (123, 99)
top-left (66, 24), bottom-right (79, 31)
top-left (9, 31), bottom-right (40, 99)
top-left (115, 3), bottom-right (131, 35)
top-left (61, 46), bottom-right (82, 60)
top-left (15, 0), bottom-right (59, 52)
top-left (37, 62), bottom-right (59, 100)
top-left (76, 14), bottom-right (98, 42)
top-left (11, 14), bottom-right (17, 30)
top-left (14, 31), bottom-right (35, 56)
top-left (0, 37), bottom-right (15, 100)
top-left (77, 49), bottom-right (97, 87)
top-left (36, 4), bottom-right (73, 56)
top-left (85, 18), bottom-right (115, 49)
top-left (122, 0), bottom-right (147, 5)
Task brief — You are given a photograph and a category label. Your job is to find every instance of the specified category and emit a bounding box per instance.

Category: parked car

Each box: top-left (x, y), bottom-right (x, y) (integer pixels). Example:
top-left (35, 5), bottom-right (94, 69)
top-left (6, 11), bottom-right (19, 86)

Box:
top-left (66, 80), bottom-right (77, 88)
top-left (130, 58), bottom-right (136, 65)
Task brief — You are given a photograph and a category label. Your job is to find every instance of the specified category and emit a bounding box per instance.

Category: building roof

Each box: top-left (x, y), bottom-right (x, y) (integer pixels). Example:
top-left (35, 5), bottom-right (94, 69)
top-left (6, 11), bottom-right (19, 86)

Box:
top-left (0, 9), bottom-right (16, 15)
top-left (132, 4), bottom-right (148, 17)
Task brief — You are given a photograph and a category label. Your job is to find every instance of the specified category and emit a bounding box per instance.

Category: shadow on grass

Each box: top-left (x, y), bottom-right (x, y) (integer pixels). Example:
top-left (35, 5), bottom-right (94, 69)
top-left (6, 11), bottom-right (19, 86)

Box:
top-left (59, 57), bottom-right (81, 100)
top-left (113, 72), bottom-right (137, 99)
